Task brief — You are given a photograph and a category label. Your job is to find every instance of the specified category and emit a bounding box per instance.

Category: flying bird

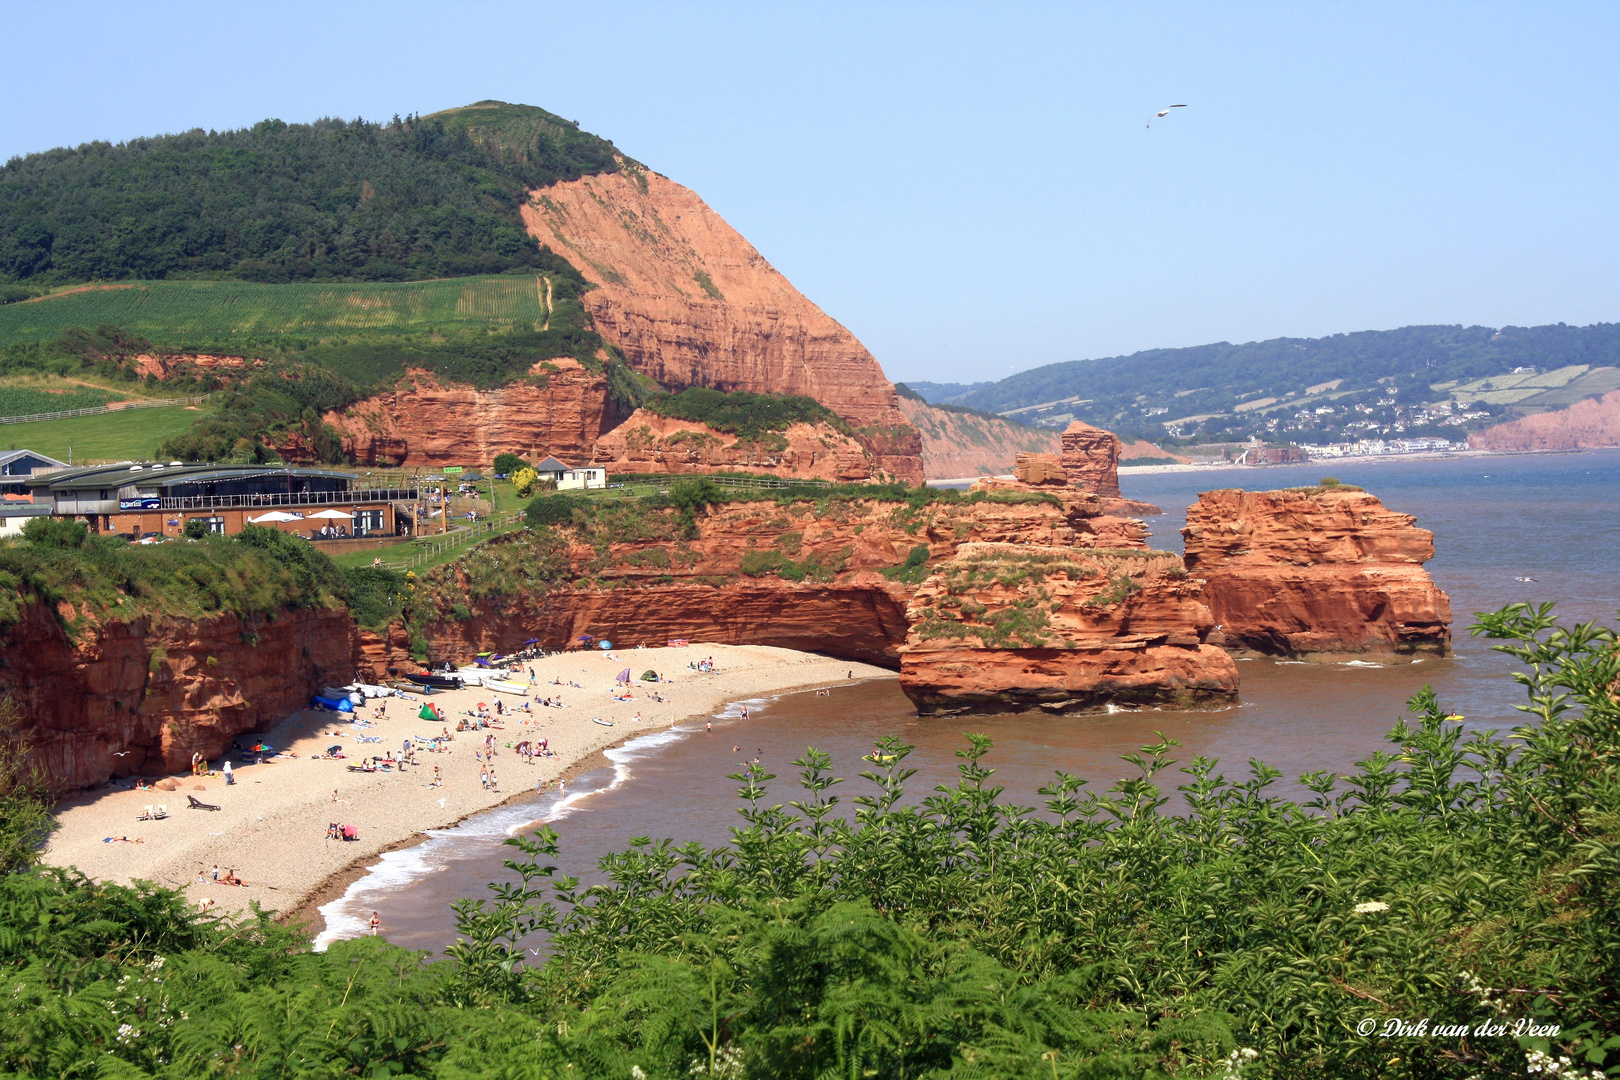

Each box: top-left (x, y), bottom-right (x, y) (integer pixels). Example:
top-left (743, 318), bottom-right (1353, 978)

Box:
top-left (1147, 104), bottom-right (1188, 128)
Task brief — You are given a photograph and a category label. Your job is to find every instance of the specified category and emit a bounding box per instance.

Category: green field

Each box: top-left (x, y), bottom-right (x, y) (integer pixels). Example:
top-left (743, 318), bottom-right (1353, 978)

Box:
top-left (0, 384), bottom-right (120, 417)
top-left (0, 276), bottom-right (552, 349)
top-left (0, 405), bottom-right (201, 463)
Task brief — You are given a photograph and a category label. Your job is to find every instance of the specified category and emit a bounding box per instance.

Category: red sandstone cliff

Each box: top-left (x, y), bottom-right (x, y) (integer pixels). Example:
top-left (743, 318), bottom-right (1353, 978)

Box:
top-left (898, 544), bottom-right (1237, 714)
top-left (1469, 390), bottom-right (1620, 452)
top-left (522, 169), bottom-right (923, 482)
top-left (1, 600), bottom-right (357, 791)
top-left (300, 362), bottom-right (619, 467)
top-left (588, 411), bottom-right (879, 480)
top-left (1182, 487), bottom-right (1452, 659)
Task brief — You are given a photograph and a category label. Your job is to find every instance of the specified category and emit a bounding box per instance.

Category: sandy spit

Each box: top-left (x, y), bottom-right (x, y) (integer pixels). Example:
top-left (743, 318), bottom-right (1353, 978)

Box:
top-left (44, 644), bottom-right (891, 923)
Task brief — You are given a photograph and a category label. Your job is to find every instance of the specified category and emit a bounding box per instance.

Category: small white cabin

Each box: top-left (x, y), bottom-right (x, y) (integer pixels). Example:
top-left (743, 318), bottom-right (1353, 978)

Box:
top-left (558, 467), bottom-right (607, 491)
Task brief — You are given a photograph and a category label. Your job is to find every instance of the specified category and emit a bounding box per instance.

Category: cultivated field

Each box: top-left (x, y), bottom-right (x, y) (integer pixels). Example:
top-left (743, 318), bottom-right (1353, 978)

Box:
top-left (0, 276), bottom-right (550, 348)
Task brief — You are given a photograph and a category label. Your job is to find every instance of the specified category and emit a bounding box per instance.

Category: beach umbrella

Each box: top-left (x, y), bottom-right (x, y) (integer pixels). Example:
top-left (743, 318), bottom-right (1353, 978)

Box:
top-left (617, 668), bottom-right (631, 684)
top-left (307, 509), bottom-right (354, 520)
top-left (599, 640), bottom-right (612, 650)
top-left (523, 638), bottom-right (540, 645)
top-left (248, 510), bottom-right (302, 523)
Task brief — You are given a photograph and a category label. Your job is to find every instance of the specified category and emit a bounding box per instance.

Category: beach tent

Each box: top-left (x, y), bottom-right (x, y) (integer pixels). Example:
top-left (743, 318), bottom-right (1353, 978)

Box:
top-left (616, 668), bottom-right (631, 684)
top-left (418, 703), bottom-right (442, 721)
top-left (248, 510), bottom-right (302, 523)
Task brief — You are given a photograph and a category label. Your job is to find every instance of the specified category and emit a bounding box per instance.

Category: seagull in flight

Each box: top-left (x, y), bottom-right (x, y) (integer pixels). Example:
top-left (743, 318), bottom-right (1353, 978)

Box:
top-left (1148, 104), bottom-right (1188, 128)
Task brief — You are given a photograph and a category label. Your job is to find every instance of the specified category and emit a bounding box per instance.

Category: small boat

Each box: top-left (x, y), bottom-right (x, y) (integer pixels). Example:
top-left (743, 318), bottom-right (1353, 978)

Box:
top-left (404, 672), bottom-right (463, 691)
top-left (592, 717), bottom-right (613, 727)
top-left (485, 679), bottom-right (530, 696)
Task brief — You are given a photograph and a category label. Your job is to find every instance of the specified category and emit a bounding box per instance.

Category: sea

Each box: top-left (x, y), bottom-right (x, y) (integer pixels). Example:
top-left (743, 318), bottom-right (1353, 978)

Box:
top-left (314, 449), bottom-right (1620, 952)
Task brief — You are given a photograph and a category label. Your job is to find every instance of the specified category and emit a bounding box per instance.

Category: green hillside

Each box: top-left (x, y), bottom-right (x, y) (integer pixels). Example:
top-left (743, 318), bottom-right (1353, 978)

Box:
top-left (930, 322), bottom-right (1620, 445)
top-left (0, 101), bottom-right (619, 285)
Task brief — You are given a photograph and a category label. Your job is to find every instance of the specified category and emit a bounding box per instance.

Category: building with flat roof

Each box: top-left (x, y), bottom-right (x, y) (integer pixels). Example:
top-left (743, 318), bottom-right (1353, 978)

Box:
top-left (25, 463), bottom-right (419, 541)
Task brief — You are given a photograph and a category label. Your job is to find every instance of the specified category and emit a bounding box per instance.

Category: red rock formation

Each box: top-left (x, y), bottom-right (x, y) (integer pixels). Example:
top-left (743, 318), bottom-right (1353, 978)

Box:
top-left (899, 544), bottom-right (1237, 714)
top-left (522, 170), bottom-right (923, 482)
top-left (896, 396), bottom-right (1063, 481)
top-left (358, 490), bottom-right (1155, 680)
top-left (130, 353), bottom-right (259, 380)
top-left (1182, 487), bottom-right (1452, 659)
top-left (588, 411), bottom-right (878, 480)
top-left (1061, 421), bottom-right (1122, 497)
top-left (287, 362), bottom-right (620, 467)
top-left (1469, 390), bottom-right (1620, 451)
top-left (1014, 452), bottom-right (1068, 485)
top-left (1, 601), bottom-right (357, 791)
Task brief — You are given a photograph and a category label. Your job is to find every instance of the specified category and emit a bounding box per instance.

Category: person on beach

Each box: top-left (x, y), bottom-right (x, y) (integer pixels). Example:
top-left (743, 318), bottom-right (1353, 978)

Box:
top-left (369, 911), bottom-right (381, 935)
top-left (480, 767), bottom-right (489, 790)
top-left (191, 751), bottom-right (201, 776)
top-left (489, 766), bottom-right (498, 791)
top-left (223, 760), bottom-right (234, 785)
top-left (741, 706), bottom-right (749, 721)
top-left (706, 721), bottom-right (712, 733)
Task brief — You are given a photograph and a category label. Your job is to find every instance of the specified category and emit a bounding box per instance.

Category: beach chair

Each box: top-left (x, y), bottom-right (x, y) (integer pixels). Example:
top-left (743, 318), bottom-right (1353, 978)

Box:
top-left (153, 804), bottom-right (168, 819)
top-left (186, 794), bottom-right (221, 811)
top-left (139, 805), bottom-right (155, 821)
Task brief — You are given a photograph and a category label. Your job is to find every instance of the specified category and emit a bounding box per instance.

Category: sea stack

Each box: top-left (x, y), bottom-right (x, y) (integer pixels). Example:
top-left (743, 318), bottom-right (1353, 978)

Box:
top-left (1060, 421), bottom-right (1123, 497)
top-left (1182, 485), bottom-right (1452, 660)
top-left (898, 543), bottom-right (1239, 714)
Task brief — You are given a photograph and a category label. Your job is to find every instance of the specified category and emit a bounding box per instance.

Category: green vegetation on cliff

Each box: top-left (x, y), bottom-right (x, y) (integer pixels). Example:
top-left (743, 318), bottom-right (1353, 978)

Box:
top-left (0, 604), bottom-right (1615, 1077)
top-left (0, 103), bottom-right (619, 285)
top-left (642, 387), bottom-right (848, 439)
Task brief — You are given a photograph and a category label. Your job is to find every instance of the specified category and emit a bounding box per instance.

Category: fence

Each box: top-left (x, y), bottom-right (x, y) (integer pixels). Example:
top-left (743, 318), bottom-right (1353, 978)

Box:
top-left (160, 487), bottom-right (418, 511)
top-left (0, 395), bottom-right (211, 426)
top-left (378, 511), bottom-right (525, 571)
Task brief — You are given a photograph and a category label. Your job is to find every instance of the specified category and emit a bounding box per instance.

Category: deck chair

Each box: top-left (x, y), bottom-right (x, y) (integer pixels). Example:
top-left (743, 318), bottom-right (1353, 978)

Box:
top-left (186, 794), bottom-right (221, 811)
top-left (153, 804), bottom-right (168, 819)
top-left (139, 805), bottom-right (155, 820)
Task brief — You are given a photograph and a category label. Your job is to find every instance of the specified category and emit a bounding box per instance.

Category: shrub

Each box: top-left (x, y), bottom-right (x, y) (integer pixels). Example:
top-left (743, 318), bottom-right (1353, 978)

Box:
top-left (524, 493), bottom-right (585, 528)
top-left (20, 516), bottom-right (88, 550)
top-left (493, 452), bottom-right (529, 477)
top-left (643, 387), bottom-right (847, 439)
top-left (182, 518), bottom-right (210, 540)
top-left (512, 466), bottom-right (538, 497)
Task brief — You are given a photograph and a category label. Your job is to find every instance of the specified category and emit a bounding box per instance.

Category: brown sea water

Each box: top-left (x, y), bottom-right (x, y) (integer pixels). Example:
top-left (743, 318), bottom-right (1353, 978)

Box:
top-left (317, 450), bottom-right (1620, 952)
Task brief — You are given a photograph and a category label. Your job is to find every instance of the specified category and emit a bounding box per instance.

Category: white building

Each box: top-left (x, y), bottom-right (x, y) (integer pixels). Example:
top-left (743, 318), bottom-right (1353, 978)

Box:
top-left (558, 467), bottom-right (607, 491)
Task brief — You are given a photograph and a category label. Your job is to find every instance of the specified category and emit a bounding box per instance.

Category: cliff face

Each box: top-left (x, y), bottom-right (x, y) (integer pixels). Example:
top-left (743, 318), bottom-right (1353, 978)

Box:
top-left (588, 411), bottom-right (878, 481)
top-left (899, 544), bottom-right (1237, 714)
top-left (1182, 487), bottom-right (1452, 659)
top-left (522, 170), bottom-right (923, 482)
top-left (896, 397), bottom-right (1063, 480)
top-left (1, 601), bottom-right (357, 791)
top-left (1469, 390), bottom-right (1620, 451)
top-left (295, 362), bottom-right (619, 467)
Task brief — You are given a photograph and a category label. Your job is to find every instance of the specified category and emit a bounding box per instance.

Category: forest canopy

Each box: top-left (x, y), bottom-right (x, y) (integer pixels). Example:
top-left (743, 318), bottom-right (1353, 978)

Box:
top-left (0, 102), bottom-right (622, 284)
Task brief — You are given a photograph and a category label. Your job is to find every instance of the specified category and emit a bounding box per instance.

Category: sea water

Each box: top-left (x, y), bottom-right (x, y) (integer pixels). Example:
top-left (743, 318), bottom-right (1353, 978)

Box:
top-left (317, 449), bottom-right (1620, 953)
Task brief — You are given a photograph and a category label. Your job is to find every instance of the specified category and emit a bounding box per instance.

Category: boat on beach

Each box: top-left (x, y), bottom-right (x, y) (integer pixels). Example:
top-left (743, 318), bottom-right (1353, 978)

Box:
top-left (403, 672), bottom-right (463, 691)
top-left (484, 679), bottom-right (530, 696)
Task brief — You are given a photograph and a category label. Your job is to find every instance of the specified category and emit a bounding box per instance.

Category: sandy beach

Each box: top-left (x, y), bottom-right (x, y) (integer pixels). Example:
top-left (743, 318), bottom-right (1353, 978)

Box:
top-left (44, 643), bottom-right (890, 926)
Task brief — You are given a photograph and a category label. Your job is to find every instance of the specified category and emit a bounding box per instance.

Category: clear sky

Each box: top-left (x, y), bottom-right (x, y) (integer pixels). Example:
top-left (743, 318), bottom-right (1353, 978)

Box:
top-left (4, 2), bottom-right (1617, 385)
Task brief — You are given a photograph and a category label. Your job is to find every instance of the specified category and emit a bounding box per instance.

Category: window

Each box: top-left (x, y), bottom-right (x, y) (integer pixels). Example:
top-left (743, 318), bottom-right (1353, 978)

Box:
top-left (204, 517), bottom-right (225, 535)
top-left (355, 509), bottom-right (385, 535)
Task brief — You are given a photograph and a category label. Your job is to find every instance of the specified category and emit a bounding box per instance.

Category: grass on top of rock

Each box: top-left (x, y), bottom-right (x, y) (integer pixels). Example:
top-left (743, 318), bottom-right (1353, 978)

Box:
top-left (641, 387), bottom-right (850, 440)
top-left (0, 603), bottom-right (1615, 1078)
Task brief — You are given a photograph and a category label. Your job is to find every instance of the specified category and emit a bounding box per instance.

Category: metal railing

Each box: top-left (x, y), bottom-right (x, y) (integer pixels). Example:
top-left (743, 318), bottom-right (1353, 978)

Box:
top-left (159, 487), bottom-right (419, 510)
top-left (378, 511), bottom-right (525, 571)
top-left (0, 394), bottom-right (211, 426)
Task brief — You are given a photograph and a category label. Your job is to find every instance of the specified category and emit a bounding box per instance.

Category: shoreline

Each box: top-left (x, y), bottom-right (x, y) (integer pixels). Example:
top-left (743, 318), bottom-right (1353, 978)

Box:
top-left (43, 644), bottom-right (894, 931)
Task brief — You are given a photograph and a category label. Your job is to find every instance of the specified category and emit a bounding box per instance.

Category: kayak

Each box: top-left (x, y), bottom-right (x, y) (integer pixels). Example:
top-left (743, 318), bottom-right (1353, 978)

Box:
top-left (485, 679), bottom-right (530, 696)
top-left (592, 717), bottom-right (613, 727)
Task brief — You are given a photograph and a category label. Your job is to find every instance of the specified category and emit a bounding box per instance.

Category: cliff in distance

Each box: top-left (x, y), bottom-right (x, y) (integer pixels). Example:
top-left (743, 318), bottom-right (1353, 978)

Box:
top-left (1469, 389), bottom-right (1620, 451)
top-left (896, 396), bottom-right (1063, 480)
top-left (1183, 486), bottom-right (1452, 660)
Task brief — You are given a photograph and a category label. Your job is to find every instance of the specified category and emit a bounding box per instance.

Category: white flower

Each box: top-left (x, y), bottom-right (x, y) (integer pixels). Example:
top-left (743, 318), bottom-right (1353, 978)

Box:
top-left (1353, 900), bottom-right (1389, 914)
top-left (632, 1068), bottom-right (648, 1080)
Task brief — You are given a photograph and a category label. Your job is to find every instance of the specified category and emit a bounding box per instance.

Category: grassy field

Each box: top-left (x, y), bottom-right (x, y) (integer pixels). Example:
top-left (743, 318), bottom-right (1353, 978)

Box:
top-left (0, 405), bottom-right (201, 462)
top-left (0, 276), bottom-right (551, 349)
top-left (0, 384), bottom-right (120, 417)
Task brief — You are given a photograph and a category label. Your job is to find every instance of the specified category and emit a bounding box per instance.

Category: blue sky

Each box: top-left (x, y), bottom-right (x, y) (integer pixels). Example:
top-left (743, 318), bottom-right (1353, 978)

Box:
top-left (4, 2), bottom-right (1616, 384)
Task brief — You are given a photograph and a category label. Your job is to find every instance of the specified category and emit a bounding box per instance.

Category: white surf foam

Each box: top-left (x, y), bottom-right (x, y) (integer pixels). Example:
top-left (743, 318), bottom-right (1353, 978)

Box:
top-left (312, 706), bottom-right (759, 950)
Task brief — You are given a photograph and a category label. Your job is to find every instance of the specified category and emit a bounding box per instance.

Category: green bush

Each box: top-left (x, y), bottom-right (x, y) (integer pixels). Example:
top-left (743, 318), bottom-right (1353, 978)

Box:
top-left (524, 492), bottom-right (586, 527)
top-left (493, 452), bottom-right (529, 476)
top-left (342, 565), bottom-right (405, 629)
top-left (19, 516), bottom-right (88, 550)
top-left (181, 518), bottom-right (209, 540)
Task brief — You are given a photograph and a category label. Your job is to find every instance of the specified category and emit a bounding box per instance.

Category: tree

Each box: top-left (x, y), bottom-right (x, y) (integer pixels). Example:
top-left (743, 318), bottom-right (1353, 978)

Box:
top-left (182, 518), bottom-right (210, 540)
top-left (512, 466), bottom-right (538, 497)
top-left (493, 452), bottom-right (529, 477)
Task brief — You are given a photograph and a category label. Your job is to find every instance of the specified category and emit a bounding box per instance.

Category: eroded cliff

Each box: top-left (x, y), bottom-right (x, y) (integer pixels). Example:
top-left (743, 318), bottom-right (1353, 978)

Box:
top-left (897, 397), bottom-right (1063, 480)
top-left (588, 411), bottom-right (879, 481)
top-left (1469, 390), bottom-right (1620, 452)
top-left (2, 600), bottom-right (357, 791)
top-left (521, 169), bottom-right (923, 482)
top-left (1182, 486), bottom-right (1452, 659)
